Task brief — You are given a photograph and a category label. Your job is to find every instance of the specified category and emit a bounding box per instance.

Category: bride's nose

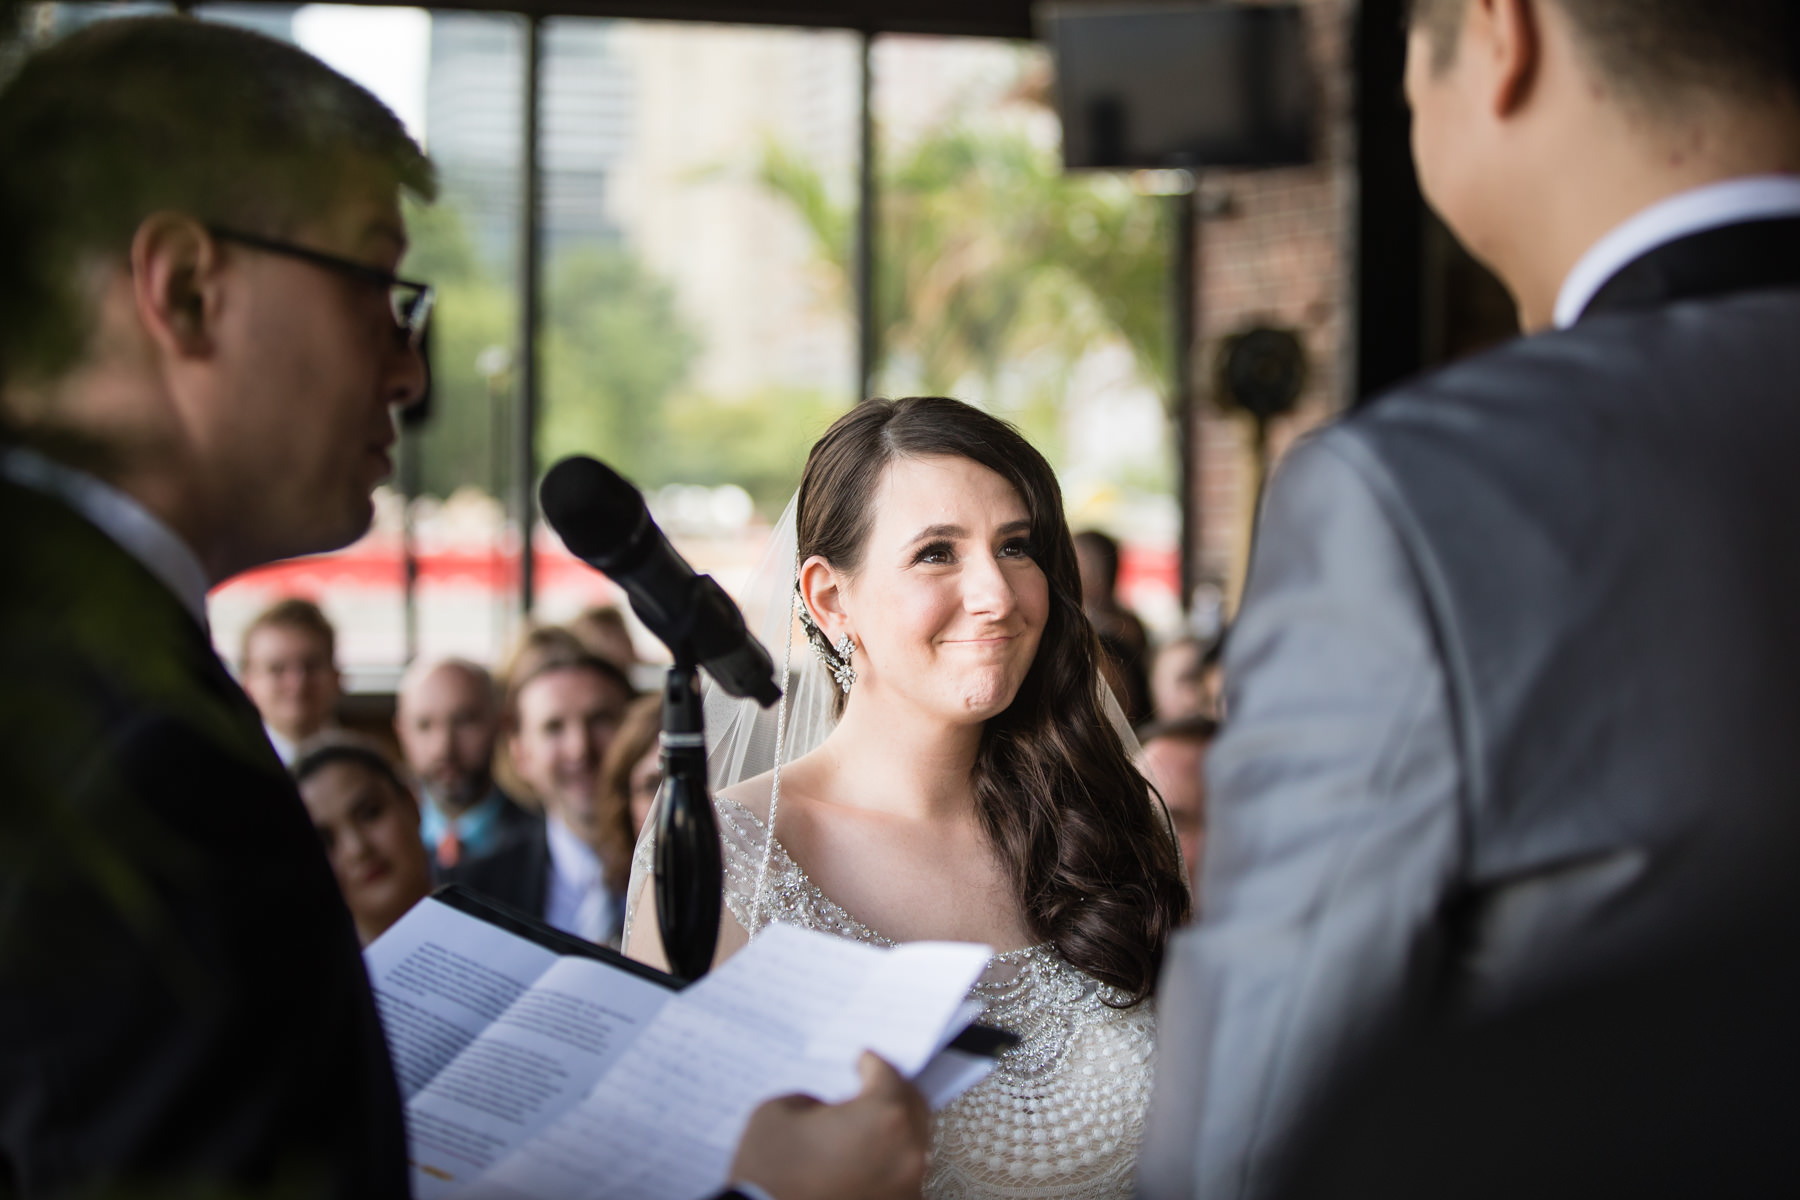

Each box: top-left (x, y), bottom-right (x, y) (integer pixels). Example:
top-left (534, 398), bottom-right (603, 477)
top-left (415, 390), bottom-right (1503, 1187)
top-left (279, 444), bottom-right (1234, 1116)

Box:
top-left (961, 551), bottom-right (1018, 617)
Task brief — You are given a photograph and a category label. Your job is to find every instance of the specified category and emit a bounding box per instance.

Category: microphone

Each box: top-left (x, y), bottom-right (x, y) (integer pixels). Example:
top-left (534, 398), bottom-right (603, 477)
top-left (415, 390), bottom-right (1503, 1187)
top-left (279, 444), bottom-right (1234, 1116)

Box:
top-left (540, 456), bottom-right (782, 707)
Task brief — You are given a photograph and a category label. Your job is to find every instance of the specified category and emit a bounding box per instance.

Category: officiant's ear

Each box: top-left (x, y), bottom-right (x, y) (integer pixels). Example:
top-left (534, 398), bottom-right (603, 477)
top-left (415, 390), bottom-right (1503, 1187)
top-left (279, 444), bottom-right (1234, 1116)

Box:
top-left (798, 554), bottom-right (853, 639)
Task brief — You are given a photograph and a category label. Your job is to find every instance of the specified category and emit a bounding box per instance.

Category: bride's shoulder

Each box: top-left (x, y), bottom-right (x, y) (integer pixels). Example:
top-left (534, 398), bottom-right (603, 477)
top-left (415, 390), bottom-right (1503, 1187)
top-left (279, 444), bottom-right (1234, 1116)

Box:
top-left (714, 772), bottom-right (775, 823)
top-left (713, 752), bottom-right (830, 827)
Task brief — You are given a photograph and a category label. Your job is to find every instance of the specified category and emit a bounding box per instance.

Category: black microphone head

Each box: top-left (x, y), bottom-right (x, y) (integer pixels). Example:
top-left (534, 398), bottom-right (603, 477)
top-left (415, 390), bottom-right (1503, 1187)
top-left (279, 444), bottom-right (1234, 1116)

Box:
top-left (540, 455), bottom-right (647, 564)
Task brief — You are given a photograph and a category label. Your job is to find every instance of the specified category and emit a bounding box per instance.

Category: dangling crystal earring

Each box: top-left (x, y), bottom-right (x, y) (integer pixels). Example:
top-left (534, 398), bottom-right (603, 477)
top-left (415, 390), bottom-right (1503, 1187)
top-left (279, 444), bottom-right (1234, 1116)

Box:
top-left (829, 634), bottom-right (856, 693)
top-left (797, 594), bottom-right (857, 693)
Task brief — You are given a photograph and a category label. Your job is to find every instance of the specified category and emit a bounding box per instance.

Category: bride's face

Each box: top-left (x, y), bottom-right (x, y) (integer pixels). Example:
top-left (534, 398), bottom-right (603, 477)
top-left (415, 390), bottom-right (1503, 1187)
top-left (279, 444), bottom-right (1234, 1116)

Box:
top-left (810, 454), bottom-right (1050, 725)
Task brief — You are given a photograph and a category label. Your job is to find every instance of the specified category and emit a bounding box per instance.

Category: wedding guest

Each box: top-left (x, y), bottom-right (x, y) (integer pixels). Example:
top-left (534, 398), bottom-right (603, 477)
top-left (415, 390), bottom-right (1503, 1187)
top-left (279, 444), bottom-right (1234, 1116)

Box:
top-left (394, 655), bottom-right (536, 869)
top-left (1149, 636), bottom-right (1207, 724)
top-left (600, 693), bottom-right (663, 845)
top-left (240, 596), bottom-right (341, 765)
top-left (1197, 631), bottom-right (1226, 720)
top-left (1076, 529), bottom-right (1153, 723)
top-left (295, 738), bottom-right (433, 945)
top-left (450, 632), bottom-right (635, 944)
top-left (1139, 714), bottom-right (1216, 882)
top-left (1142, 1), bottom-right (1800, 1196)
top-left (0, 19), bottom-right (928, 1198)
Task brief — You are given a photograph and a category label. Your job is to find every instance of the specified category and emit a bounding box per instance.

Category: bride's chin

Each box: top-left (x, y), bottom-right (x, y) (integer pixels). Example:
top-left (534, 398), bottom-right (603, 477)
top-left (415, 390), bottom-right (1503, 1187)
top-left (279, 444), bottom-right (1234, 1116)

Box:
top-left (950, 674), bottom-right (1021, 719)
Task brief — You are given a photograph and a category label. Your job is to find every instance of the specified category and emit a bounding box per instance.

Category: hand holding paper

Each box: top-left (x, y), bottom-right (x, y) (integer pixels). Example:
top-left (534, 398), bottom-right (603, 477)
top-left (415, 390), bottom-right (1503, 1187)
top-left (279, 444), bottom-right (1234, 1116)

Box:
top-left (729, 1053), bottom-right (931, 1200)
top-left (366, 892), bottom-right (1004, 1200)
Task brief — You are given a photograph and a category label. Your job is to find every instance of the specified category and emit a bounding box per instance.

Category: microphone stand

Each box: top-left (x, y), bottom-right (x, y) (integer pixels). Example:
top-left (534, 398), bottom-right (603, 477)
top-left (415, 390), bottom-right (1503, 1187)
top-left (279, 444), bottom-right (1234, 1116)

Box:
top-left (654, 643), bottom-right (723, 981)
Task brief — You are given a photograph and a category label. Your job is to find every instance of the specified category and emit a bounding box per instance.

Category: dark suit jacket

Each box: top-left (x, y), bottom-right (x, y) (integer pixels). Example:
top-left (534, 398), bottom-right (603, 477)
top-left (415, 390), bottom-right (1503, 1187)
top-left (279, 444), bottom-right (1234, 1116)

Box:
top-left (1141, 217), bottom-right (1800, 1198)
top-left (443, 817), bottom-right (551, 920)
top-left (1280, 898), bottom-right (1800, 1200)
top-left (0, 479), bottom-right (408, 1198)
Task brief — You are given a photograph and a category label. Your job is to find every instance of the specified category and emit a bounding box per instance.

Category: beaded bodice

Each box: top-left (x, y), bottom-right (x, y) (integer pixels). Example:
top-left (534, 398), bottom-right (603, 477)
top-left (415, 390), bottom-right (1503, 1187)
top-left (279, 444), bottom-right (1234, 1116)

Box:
top-left (712, 797), bottom-right (1155, 1200)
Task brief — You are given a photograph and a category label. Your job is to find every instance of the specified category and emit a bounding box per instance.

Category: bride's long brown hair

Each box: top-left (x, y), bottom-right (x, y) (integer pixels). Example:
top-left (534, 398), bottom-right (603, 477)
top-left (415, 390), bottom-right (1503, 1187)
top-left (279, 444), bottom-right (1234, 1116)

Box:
top-left (797, 397), bottom-right (1191, 1003)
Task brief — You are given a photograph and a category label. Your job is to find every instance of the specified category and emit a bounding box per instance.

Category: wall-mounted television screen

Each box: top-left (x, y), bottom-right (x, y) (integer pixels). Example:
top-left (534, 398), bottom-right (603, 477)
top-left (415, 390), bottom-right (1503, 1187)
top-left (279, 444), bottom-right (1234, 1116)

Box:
top-left (1043, 2), bottom-right (1314, 170)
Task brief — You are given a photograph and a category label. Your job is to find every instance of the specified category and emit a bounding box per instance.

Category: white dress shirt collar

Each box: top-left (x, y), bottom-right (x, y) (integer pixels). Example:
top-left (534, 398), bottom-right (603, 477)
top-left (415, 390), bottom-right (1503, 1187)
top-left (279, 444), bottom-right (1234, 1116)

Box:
top-left (1555, 174), bottom-right (1800, 329)
top-left (543, 815), bottom-right (617, 944)
top-left (545, 814), bottom-right (605, 890)
top-left (265, 724), bottom-right (300, 768)
top-left (0, 446), bottom-right (211, 628)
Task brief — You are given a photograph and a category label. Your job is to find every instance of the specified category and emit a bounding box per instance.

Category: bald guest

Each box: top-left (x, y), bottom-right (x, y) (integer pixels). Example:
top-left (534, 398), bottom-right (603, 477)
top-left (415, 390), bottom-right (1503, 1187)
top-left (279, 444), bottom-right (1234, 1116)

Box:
top-left (394, 657), bottom-right (539, 870)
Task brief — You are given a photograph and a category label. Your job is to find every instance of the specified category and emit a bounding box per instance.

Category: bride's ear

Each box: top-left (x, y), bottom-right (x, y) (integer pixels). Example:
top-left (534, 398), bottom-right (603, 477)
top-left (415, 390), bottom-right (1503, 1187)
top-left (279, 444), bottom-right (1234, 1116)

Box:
top-left (798, 555), bottom-right (852, 639)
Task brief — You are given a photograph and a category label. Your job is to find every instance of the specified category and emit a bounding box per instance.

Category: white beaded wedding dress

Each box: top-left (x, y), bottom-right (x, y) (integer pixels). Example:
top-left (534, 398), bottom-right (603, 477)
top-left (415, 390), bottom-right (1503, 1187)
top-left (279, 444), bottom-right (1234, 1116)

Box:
top-left (622, 494), bottom-right (1163, 1199)
top-left (714, 797), bottom-right (1155, 1199)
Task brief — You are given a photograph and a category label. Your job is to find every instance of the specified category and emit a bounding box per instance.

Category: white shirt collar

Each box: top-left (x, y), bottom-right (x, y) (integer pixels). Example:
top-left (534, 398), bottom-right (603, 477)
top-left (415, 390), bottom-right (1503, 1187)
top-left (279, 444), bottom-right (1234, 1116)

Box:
top-left (1555, 174), bottom-right (1800, 329)
top-left (265, 724), bottom-right (299, 767)
top-left (545, 814), bottom-right (605, 890)
top-left (0, 446), bottom-right (211, 628)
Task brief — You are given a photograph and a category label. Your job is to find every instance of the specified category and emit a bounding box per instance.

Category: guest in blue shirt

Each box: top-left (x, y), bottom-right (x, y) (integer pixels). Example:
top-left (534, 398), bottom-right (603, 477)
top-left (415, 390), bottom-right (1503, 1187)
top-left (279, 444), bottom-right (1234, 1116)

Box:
top-left (395, 655), bottom-right (537, 869)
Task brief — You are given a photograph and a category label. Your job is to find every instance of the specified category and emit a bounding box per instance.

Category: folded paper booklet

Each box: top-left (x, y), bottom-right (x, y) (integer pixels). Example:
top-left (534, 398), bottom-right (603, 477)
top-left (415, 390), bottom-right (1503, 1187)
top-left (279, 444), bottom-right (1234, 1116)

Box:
top-left (365, 887), bottom-right (1010, 1200)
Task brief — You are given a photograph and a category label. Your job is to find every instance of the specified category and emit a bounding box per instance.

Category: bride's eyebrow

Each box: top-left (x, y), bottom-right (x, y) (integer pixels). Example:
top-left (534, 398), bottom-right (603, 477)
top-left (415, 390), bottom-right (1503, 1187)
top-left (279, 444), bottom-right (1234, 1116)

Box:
top-left (907, 523), bottom-right (965, 544)
top-left (904, 519), bottom-right (1032, 546)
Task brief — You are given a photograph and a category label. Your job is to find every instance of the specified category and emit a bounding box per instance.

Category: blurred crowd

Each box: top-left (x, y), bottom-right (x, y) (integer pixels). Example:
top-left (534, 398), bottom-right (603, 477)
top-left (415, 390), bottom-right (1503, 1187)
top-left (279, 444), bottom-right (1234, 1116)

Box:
top-left (249, 597), bottom-right (662, 948)
top-left (256, 529), bottom-right (1224, 948)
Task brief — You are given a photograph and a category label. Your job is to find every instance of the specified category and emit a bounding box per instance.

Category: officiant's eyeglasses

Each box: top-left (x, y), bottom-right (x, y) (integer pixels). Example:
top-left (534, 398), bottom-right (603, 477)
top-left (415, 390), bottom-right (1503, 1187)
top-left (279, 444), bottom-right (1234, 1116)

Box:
top-left (206, 225), bottom-right (436, 350)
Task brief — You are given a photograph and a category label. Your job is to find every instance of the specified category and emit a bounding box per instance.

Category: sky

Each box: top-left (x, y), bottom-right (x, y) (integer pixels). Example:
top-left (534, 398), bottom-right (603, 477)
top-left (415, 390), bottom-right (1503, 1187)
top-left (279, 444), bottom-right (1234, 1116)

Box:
top-left (292, 5), bottom-right (432, 144)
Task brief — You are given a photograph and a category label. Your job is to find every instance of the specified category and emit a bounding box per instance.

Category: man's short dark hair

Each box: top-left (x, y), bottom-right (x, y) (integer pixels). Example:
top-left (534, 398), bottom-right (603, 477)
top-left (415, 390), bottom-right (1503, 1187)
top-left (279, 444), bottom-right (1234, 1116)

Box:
top-left (1408, 1), bottom-right (1800, 100)
top-left (242, 597), bottom-right (338, 668)
top-left (293, 735), bottom-right (413, 802)
top-left (0, 16), bottom-right (436, 388)
top-left (500, 626), bottom-right (637, 731)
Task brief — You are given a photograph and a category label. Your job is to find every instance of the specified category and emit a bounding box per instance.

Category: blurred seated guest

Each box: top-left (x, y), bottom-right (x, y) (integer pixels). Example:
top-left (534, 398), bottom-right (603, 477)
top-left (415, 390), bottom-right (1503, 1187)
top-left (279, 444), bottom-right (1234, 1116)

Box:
top-left (1150, 636), bottom-right (1206, 723)
top-left (1138, 713), bottom-right (1218, 883)
top-left (600, 694), bottom-right (663, 845)
top-left (240, 597), bottom-right (341, 765)
top-left (571, 603), bottom-right (639, 671)
top-left (1075, 530), bottom-right (1149, 656)
top-left (1199, 630), bottom-right (1227, 720)
top-left (1075, 530), bottom-right (1152, 721)
top-left (394, 656), bottom-right (535, 869)
top-left (450, 629), bottom-right (635, 944)
top-left (295, 737), bottom-right (434, 946)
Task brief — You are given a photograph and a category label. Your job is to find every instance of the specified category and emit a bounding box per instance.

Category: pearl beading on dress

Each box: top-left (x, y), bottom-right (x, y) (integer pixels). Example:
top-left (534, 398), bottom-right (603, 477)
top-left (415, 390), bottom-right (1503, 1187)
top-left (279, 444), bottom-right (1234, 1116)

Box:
top-left (711, 798), bottom-right (1155, 1200)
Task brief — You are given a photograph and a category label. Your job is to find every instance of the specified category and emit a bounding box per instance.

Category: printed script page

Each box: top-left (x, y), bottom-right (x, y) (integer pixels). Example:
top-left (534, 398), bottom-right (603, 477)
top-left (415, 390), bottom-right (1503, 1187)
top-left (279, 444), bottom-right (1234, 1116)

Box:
top-left (365, 900), bottom-right (562, 1101)
top-left (456, 924), bottom-right (992, 1200)
top-left (405, 955), bottom-right (673, 1199)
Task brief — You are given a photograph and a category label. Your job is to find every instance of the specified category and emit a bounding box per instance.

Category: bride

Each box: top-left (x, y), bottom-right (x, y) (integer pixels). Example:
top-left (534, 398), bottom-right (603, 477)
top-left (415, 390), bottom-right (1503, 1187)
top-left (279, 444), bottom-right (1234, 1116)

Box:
top-left (624, 396), bottom-right (1191, 1198)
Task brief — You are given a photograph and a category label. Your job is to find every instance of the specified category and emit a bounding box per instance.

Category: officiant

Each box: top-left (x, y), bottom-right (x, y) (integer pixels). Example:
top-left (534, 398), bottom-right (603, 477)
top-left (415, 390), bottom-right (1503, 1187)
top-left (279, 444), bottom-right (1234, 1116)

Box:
top-left (0, 18), bottom-right (928, 1199)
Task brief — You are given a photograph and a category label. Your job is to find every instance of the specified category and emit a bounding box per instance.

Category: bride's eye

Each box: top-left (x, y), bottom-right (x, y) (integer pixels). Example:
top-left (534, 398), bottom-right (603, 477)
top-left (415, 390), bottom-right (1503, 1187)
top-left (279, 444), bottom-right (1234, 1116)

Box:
top-left (998, 536), bottom-right (1035, 560)
top-left (913, 540), bottom-right (955, 566)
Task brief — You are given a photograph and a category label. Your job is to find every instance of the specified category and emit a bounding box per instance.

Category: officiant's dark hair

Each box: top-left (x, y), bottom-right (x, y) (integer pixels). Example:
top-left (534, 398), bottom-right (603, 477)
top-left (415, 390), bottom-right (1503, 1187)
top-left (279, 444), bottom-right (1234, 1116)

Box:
top-left (1408, 0), bottom-right (1800, 98)
top-left (797, 396), bottom-right (1191, 1004)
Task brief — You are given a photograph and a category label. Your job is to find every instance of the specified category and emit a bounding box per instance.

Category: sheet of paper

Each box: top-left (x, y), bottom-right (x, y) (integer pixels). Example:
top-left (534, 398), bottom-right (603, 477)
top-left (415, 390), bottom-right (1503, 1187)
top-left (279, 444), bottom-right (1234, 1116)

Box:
top-left (915, 1048), bottom-right (996, 1110)
top-left (457, 924), bottom-right (992, 1200)
top-left (365, 899), bottom-right (562, 1100)
top-left (406, 955), bottom-right (673, 1200)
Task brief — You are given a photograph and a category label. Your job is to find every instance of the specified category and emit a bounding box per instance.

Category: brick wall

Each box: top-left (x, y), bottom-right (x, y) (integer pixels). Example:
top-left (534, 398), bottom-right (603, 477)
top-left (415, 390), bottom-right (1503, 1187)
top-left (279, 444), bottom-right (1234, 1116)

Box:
top-left (1186, 0), bottom-right (1357, 606)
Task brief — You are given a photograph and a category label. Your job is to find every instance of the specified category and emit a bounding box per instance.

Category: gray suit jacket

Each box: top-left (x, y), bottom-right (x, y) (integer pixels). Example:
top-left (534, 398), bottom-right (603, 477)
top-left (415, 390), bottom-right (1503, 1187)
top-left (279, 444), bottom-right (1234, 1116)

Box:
top-left (1140, 217), bottom-right (1800, 1199)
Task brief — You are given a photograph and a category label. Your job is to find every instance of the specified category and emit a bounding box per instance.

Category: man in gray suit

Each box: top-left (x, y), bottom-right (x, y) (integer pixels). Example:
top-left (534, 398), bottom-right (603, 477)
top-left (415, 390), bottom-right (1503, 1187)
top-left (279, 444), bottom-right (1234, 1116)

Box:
top-left (1140, 2), bottom-right (1800, 1196)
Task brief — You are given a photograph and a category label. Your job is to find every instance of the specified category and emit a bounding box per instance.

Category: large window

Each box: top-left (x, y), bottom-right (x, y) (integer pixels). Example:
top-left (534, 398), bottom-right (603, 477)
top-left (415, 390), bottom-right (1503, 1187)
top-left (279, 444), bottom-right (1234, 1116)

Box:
top-left (18, 3), bottom-right (1185, 687)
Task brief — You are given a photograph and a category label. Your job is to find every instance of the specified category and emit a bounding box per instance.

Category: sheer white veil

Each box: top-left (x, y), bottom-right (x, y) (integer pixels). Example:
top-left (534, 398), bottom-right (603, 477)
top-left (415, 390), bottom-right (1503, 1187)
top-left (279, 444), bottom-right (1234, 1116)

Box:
top-left (621, 488), bottom-right (1158, 951)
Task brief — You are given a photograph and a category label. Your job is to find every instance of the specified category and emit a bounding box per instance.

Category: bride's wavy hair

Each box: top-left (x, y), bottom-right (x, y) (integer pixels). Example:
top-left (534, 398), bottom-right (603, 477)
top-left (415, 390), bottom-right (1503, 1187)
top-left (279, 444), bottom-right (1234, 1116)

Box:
top-left (796, 396), bottom-right (1191, 1003)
